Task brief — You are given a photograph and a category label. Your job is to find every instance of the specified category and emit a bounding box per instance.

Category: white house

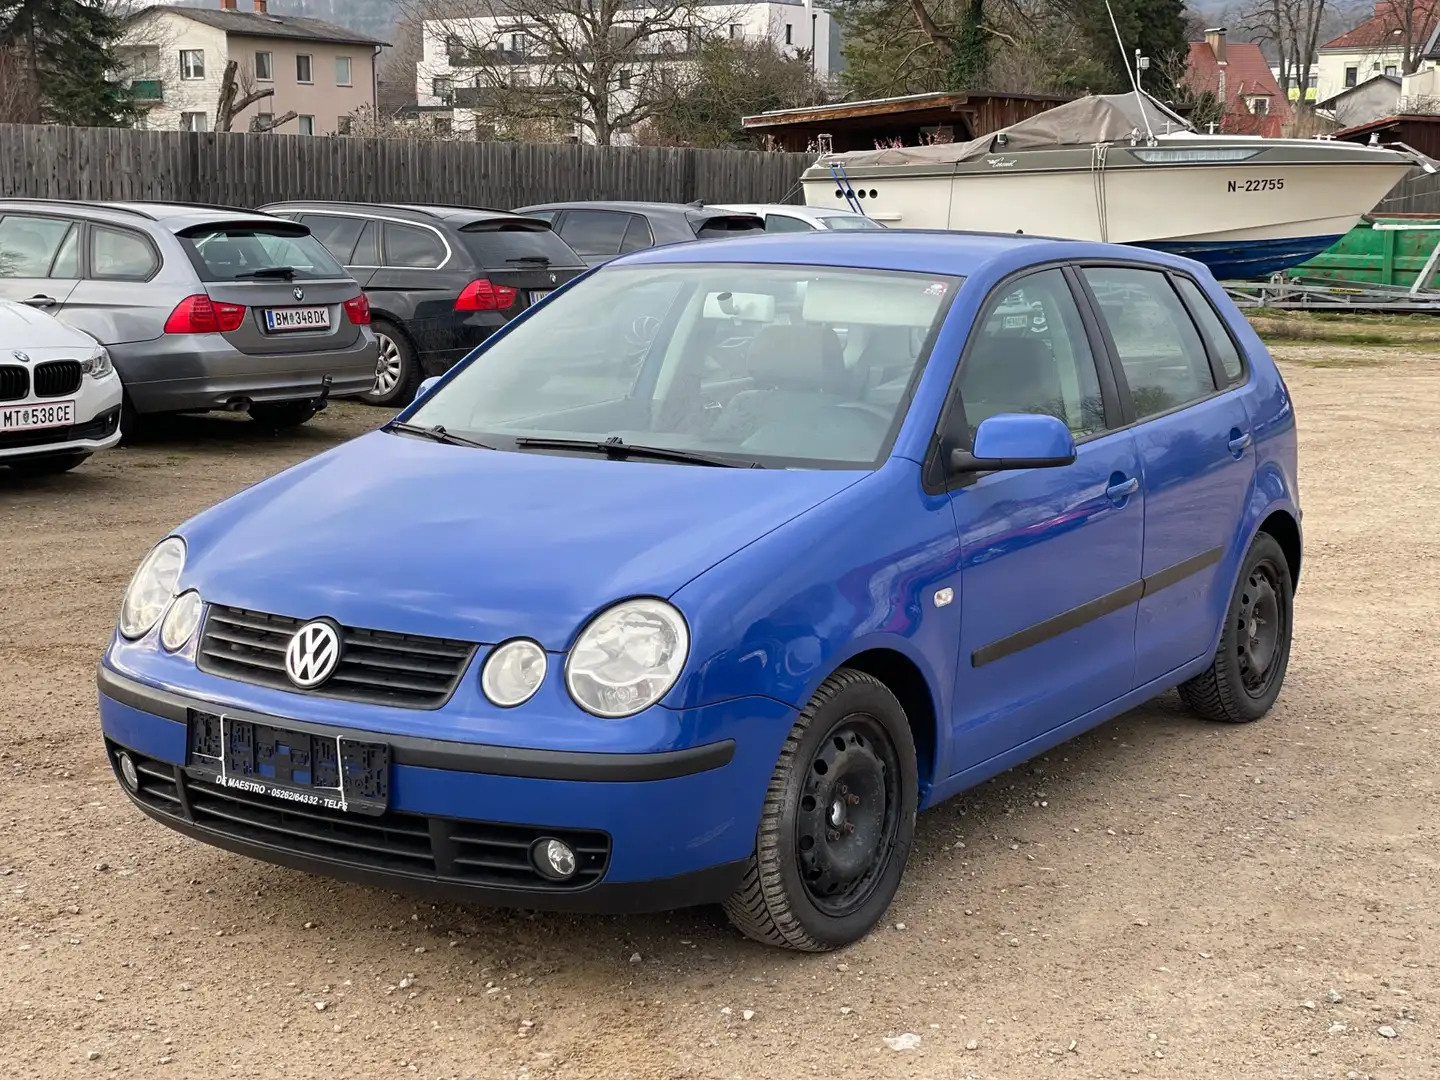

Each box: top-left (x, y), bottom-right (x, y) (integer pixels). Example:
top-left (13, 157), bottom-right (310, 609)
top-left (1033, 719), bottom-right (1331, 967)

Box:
top-left (1314, 1), bottom-right (1438, 105)
top-left (415, 0), bottom-right (841, 144)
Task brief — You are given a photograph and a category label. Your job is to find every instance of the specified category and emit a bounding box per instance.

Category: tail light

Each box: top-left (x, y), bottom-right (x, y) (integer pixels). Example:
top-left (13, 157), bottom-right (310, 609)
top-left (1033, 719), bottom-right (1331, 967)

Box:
top-left (344, 293), bottom-right (371, 325)
top-left (164, 295), bottom-right (246, 334)
top-left (455, 279), bottom-right (517, 312)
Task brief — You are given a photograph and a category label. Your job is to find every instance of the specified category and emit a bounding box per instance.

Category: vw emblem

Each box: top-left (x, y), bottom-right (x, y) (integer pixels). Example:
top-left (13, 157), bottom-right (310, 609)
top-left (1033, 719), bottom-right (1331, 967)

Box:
top-left (293, 286), bottom-right (305, 302)
top-left (12, 351), bottom-right (29, 363)
top-left (285, 620), bottom-right (341, 688)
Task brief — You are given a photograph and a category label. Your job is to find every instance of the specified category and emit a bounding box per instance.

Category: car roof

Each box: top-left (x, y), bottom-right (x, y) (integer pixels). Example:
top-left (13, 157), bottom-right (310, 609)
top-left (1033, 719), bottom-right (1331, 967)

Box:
top-left (713, 203), bottom-right (865, 219)
top-left (607, 229), bottom-right (1211, 279)
top-left (260, 200), bottom-right (524, 225)
top-left (0, 198), bottom-right (287, 231)
top-left (515, 201), bottom-right (745, 218)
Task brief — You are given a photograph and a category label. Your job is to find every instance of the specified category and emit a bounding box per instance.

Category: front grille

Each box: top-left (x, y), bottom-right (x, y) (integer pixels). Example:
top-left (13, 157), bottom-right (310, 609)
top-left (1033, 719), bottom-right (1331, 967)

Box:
top-left (197, 605), bottom-right (477, 710)
top-left (0, 365), bottom-right (27, 401)
top-left (33, 360), bottom-right (81, 398)
top-left (0, 406), bottom-right (120, 450)
top-left (108, 741), bottom-right (612, 891)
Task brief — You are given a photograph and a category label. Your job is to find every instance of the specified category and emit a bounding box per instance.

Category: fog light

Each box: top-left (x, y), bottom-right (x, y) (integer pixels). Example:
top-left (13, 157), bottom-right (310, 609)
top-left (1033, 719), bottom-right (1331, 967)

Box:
top-left (532, 837), bottom-right (577, 881)
top-left (117, 751), bottom-right (139, 793)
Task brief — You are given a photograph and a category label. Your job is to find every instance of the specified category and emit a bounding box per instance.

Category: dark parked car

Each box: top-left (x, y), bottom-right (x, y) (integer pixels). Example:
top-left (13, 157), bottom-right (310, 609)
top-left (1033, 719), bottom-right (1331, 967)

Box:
top-left (261, 202), bottom-right (588, 406)
top-left (511, 201), bottom-right (766, 267)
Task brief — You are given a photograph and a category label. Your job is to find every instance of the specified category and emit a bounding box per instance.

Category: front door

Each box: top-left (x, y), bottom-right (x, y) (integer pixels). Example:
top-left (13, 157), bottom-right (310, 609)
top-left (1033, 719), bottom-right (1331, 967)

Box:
top-left (1079, 265), bottom-right (1257, 686)
top-left (945, 267), bottom-right (1144, 778)
top-left (0, 212), bottom-right (81, 312)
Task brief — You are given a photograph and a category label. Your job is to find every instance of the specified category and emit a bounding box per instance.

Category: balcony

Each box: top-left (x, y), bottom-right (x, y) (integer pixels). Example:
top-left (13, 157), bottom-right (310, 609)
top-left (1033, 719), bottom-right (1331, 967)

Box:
top-left (130, 79), bottom-right (164, 103)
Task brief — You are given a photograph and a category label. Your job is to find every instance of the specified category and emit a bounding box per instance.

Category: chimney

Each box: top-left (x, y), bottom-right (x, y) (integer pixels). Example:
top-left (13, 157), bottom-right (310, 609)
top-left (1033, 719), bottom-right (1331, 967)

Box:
top-left (1205, 27), bottom-right (1227, 64)
top-left (254, 0), bottom-right (267, 11)
top-left (220, 0), bottom-right (237, 9)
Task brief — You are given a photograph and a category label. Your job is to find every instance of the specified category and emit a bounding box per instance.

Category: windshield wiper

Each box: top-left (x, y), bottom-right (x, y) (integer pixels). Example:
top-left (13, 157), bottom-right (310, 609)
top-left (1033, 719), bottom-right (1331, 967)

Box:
top-left (505, 255), bottom-right (551, 265)
top-left (235, 266), bottom-right (298, 280)
top-left (512, 435), bottom-right (761, 468)
top-left (386, 421), bottom-right (496, 450)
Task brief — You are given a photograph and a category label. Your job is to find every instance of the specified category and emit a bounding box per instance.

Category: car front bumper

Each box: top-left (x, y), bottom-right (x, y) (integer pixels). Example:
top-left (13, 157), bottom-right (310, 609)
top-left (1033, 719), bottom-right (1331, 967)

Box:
top-left (98, 665), bottom-right (792, 913)
top-left (0, 370), bottom-right (124, 462)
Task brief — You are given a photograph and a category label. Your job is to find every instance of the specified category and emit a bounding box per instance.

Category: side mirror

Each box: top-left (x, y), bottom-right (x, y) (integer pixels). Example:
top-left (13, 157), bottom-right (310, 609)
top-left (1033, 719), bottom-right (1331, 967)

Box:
top-left (950, 413), bottom-right (1076, 473)
top-left (416, 376), bottom-right (441, 400)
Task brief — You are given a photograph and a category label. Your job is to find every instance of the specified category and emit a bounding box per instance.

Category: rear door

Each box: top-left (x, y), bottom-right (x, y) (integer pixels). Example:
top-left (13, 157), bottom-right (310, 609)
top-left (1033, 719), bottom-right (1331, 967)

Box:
top-left (175, 220), bottom-right (365, 357)
top-left (1078, 264), bottom-right (1256, 687)
top-left (0, 212), bottom-right (82, 311)
top-left (457, 218), bottom-right (588, 313)
top-left (59, 221), bottom-right (169, 346)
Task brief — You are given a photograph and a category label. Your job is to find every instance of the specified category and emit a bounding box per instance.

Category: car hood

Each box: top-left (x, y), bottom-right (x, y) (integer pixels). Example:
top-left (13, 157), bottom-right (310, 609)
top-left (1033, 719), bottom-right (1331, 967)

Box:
top-left (0, 299), bottom-right (99, 351)
top-left (178, 430), bottom-right (866, 650)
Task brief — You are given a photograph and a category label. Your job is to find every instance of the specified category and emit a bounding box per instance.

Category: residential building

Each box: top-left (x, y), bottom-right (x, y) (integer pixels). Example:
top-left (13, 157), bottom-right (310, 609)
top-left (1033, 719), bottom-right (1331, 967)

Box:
top-left (1316, 72), bottom-right (1402, 127)
top-left (1184, 28), bottom-right (1289, 138)
top-left (1315, 1), bottom-right (1438, 105)
top-left (415, 0), bottom-right (842, 144)
top-left (119, 0), bottom-right (386, 135)
top-left (1269, 65), bottom-right (1318, 103)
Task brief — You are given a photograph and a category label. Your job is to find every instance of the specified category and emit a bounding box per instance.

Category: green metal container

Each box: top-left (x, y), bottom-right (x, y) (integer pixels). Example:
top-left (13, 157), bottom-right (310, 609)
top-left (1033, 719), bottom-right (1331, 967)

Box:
top-left (1291, 214), bottom-right (1440, 288)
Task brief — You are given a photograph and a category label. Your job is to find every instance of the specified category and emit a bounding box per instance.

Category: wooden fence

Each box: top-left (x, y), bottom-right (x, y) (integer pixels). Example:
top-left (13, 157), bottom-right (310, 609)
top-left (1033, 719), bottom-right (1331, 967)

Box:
top-left (1374, 167), bottom-right (1440, 214)
top-left (0, 124), bottom-right (814, 209)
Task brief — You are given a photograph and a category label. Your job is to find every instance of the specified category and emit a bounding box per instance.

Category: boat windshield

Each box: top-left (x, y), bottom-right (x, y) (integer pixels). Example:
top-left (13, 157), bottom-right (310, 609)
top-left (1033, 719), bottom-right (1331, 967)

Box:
top-left (407, 262), bottom-right (960, 470)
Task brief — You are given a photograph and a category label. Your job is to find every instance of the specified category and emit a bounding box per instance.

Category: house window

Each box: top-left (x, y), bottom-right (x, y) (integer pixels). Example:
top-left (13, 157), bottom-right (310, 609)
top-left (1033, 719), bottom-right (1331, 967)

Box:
top-left (785, 23), bottom-right (792, 44)
top-left (1385, 64), bottom-right (1398, 76)
top-left (296, 54), bottom-right (313, 83)
top-left (729, 23), bottom-right (742, 38)
top-left (434, 116), bottom-right (453, 135)
top-left (335, 55), bottom-right (352, 85)
top-left (510, 31), bottom-right (526, 55)
top-left (1307, 73), bottom-right (1317, 88)
top-left (255, 111), bottom-right (274, 131)
top-left (298, 114), bottom-right (315, 135)
top-left (432, 76), bottom-right (453, 103)
top-left (1250, 97), bottom-right (1270, 115)
top-left (618, 69), bottom-right (632, 90)
top-left (1344, 65), bottom-right (1358, 87)
top-left (255, 51), bottom-right (273, 80)
top-left (180, 111), bottom-right (207, 132)
top-left (179, 50), bottom-right (205, 80)
top-left (337, 115), bottom-right (353, 135)
top-left (512, 67), bottom-right (530, 86)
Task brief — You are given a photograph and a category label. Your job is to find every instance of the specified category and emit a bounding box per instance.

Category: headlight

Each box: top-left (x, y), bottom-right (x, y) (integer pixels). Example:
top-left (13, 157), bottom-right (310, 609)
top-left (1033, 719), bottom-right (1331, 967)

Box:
top-left (565, 599), bottom-right (689, 718)
top-left (481, 638), bottom-right (547, 707)
top-left (118, 537), bottom-right (185, 640)
top-left (81, 347), bottom-right (113, 379)
top-left (160, 590), bottom-right (204, 652)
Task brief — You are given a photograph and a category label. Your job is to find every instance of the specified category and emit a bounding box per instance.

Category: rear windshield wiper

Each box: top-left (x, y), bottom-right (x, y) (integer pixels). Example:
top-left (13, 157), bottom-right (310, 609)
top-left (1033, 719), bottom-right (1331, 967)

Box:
top-left (512, 435), bottom-right (762, 468)
top-left (505, 255), bottom-right (551, 264)
top-left (386, 421), bottom-right (496, 450)
top-left (235, 266), bottom-right (298, 280)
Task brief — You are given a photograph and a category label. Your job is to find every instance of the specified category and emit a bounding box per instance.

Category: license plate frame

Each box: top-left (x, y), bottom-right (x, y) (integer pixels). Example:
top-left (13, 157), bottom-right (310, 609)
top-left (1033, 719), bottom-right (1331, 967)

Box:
top-left (185, 711), bottom-right (390, 816)
top-left (0, 399), bottom-right (75, 432)
top-left (264, 306), bottom-right (332, 333)
top-left (530, 290), bottom-right (552, 304)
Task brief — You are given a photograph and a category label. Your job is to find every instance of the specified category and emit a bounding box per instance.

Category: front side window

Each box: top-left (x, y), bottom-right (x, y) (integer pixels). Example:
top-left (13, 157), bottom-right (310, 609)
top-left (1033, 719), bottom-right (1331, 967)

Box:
top-left (959, 268), bottom-right (1107, 439)
top-left (178, 224), bottom-right (347, 282)
top-left (90, 226), bottom-right (159, 280)
top-left (335, 55), bottom-right (352, 85)
top-left (408, 263), bottom-right (960, 470)
top-left (296, 54), bottom-right (313, 83)
top-left (383, 222), bottom-right (446, 268)
top-left (1083, 266), bottom-right (1217, 419)
top-left (255, 51), bottom-right (273, 80)
top-left (180, 49), bottom-right (205, 79)
top-left (0, 215), bottom-right (76, 277)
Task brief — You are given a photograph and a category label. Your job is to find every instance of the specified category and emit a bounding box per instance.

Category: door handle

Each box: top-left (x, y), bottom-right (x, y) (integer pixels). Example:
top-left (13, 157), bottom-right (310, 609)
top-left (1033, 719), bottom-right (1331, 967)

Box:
top-left (22, 295), bottom-right (56, 308)
top-left (1106, 476), bottom-right (1140, 500)
top-left (1228, 431), bottom-right (1253, 454)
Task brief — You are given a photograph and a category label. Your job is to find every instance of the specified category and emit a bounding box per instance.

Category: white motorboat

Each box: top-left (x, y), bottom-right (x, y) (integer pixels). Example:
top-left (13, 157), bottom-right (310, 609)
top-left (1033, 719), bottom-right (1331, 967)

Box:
top-left (801, 93), bottom-right (1422, 279)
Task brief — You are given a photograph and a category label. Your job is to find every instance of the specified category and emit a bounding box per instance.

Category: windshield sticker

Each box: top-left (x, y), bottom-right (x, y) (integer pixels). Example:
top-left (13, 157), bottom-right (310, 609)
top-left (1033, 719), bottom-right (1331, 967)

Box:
top-left (924, 282), bottom-right (948, 297)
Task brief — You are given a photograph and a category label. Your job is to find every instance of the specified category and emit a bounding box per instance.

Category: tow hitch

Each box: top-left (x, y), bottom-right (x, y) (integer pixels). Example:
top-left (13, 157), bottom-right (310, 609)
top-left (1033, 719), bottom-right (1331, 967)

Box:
top-left (314, 374), bottom-right (333, 413)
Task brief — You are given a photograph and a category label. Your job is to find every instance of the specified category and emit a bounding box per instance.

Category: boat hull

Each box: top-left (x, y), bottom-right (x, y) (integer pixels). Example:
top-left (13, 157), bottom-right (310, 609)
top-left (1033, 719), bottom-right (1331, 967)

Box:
top-left (802, 142), bottom-right (1414, 280)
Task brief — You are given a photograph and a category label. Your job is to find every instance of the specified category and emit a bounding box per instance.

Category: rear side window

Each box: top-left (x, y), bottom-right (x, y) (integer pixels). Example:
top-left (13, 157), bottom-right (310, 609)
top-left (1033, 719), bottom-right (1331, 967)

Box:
top-left (763, 214), bottom-right (813, 234)
top-left (620, 215), bottom-right (653, 253)
top-left (557, 211), bottom-right (630, 258)
top-left (178, 224), bottom-right (347, 282)
top-left (90, 226), bottom-right (158, 280)
top-left (383, 222), bottom-right (446, 268)
top-left (0, 214), bottom-right (74, 277)
top-left (824, 215), bottom-right (886, 231)
top-left (458, 220), bottom-right (586, 268)
top-left (302, 214), bottom-right (366, 263)
top-left (1173, 275), bottom-right (1245, 386)
top-left (51, 225), bottom-right (80, 277)
top-left (350, 220), bottom-right (380, 266)
top-left (1082, 266), bottom-right (1217, 420)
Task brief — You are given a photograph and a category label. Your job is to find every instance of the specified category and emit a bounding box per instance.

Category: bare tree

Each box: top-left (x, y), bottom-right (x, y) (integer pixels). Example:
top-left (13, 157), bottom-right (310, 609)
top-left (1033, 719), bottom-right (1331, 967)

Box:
top-left (1236, 0), bottom-right (1328, 105)
top-left (214, 59), bottom-right (283, 131)
top-left (413, 0), bottom-right (734, 144)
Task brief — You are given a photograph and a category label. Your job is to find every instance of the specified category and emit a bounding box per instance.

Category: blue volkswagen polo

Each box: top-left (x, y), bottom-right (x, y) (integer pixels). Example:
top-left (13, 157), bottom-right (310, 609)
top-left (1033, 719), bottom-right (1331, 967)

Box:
top-left (98, 231), bottom-right (1300, 951)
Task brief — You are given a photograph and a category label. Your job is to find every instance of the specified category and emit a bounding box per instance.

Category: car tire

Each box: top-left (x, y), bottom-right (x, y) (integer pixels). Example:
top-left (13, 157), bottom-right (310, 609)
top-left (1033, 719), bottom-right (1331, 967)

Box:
top-left (362, 320), bottom-right (418, 407)
top-left (249, 401), bottom-right (318, 430)
top-left (8, 452), bottom-right (90, 477)
top-left (723, 668), bottom-right (918, 952)
top-left (1178, 532), bottom-right (1294, 723)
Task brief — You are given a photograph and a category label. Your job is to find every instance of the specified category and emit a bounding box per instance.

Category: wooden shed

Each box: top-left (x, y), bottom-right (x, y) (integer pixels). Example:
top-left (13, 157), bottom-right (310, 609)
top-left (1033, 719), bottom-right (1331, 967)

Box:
top-left (741, 91), bottom-right (1073, 153)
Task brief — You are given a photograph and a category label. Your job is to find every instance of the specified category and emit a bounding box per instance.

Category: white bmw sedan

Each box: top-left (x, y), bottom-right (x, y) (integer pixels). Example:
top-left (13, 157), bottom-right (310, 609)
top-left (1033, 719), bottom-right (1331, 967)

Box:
top-left (0, 299), bottom-right (122, 477)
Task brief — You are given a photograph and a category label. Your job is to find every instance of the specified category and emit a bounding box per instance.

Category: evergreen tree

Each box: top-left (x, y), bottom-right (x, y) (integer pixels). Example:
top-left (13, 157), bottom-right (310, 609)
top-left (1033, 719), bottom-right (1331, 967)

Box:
top-left (0, 0), bottom-right (136, 126)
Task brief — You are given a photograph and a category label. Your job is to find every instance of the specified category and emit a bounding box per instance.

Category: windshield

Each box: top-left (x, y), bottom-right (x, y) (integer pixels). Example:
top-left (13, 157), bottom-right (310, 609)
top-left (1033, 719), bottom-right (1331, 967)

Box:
top-left (408, 263), bottom-right (959, 469)
top-left (823, 216), bottom-right (887, 231)
top-left (179, 225), bottom-right (349, 282)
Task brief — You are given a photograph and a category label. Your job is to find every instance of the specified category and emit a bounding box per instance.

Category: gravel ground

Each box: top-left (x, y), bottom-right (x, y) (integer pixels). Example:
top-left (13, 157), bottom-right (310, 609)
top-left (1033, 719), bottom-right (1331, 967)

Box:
top-left (1, 348), bottom-right (1435, 1080)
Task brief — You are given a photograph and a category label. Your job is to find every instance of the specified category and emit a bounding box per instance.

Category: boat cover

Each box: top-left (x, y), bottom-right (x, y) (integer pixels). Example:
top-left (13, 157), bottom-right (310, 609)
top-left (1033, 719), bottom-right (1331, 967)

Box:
top-left (819, 93), bottom-right (1193, 168)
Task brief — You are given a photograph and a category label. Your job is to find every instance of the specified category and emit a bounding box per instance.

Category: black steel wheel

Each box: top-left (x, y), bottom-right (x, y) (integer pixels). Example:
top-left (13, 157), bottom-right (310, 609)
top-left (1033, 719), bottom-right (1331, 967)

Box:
top-left (723, 669), bottom-right (918, 952)
top-left (1178, 531), bottom-right (1294, 723)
